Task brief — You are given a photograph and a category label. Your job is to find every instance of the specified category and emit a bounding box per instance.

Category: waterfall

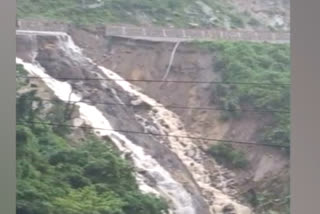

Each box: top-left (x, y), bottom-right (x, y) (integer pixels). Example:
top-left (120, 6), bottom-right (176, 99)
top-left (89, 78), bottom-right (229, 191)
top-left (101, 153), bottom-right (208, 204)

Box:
top-left (16, 30), bottom-right (253, 214)
top-left (16, 57), bottom-right (196, 214)
top-left (98, 66), bottom-right (253, 214)
top-left (162, 41), bottom-right (181, 81)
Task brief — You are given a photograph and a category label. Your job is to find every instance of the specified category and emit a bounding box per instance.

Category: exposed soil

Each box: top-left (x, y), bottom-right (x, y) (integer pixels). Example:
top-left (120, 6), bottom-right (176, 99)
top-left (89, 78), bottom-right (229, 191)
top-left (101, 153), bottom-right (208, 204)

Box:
top-left (67, 27), bottom-right (289, 191)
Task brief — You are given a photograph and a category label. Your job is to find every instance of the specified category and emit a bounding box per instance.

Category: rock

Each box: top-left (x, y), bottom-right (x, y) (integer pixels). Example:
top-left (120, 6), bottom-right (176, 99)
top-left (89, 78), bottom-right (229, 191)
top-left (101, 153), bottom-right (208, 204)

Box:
top-left (189, 22), bottom-right (200, 28)
top-left (228, 179), bottom-right (236, 185)
top-left (222, 204), bottom-right (236, 214)
top-left (137, 168), bottom-right (147, 174)
top-left (160, 122), bottom-right (169, 129)
top-left (185, 149), bottom-right (196, 157)
top-left (73, 118), bottom-right (84, 126)
top-left (131, 98), bottom-right (143, 106)
top-left (145, 125), bottom-right (161, 135)
top-left (181, 142), bottom-right (187, 147)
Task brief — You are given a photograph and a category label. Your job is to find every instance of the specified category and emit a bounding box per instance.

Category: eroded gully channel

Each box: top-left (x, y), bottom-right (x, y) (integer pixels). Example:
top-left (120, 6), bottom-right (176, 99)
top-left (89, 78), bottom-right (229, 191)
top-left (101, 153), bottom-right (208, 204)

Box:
top-left (16, 30), bottom-right (253, 214)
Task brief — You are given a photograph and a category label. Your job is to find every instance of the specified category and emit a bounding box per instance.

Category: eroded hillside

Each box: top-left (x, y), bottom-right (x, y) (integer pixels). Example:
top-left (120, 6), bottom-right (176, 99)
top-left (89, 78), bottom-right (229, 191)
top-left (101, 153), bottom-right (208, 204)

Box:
top-left (68, 27), bottom-right (290, 213)
top-left (16, 1), bottom-right (290, 213)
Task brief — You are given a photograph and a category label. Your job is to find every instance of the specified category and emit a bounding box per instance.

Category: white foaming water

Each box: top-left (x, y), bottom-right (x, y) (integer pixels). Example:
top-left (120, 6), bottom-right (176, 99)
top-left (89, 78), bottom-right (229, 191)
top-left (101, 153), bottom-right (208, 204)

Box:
top-left (98, 66), bottom-right (253, 214)
top-left (16, 57), bottom-right (195, 214)
top-left (16, 30), bottom-right (253, 214)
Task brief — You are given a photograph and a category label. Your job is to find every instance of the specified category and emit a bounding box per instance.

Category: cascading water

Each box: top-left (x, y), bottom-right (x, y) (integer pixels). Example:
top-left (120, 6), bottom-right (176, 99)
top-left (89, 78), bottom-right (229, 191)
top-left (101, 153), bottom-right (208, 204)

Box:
top-left (98, 66), bottom-right (252, 214)
top-left (16, 57), bottom-right (196, 214)
top-left (16, 30), bottom-right (253, 214)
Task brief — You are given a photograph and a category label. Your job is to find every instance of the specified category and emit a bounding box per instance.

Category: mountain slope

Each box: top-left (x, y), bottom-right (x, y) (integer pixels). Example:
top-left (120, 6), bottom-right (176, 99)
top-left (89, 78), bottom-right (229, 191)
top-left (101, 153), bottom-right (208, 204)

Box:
top-left (67, 30), bottom-right (290, 213)
top-left (17, 0), bottom-right (289, 30)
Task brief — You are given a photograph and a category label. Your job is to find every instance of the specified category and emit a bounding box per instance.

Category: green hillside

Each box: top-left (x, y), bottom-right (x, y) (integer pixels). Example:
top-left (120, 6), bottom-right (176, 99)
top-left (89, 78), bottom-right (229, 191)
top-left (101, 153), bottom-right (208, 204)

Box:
top-left (193, 41), bottom-right (290, 148)
top-left (17, 0), bottom-right (258, 29)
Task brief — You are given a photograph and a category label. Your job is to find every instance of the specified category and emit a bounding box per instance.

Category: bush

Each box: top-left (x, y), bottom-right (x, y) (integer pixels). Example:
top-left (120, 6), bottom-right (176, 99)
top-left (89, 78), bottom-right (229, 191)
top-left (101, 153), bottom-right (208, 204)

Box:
top-left (248, 17), bottom-right (260, 26)
top-left (208, 143), bottom-right (249, 168)
top-left (16, 63), bottom-right (30, 90)
top-left (193, 41), bottom-right (290, 149)
top-left (16, 90), bottom-right (169, 214)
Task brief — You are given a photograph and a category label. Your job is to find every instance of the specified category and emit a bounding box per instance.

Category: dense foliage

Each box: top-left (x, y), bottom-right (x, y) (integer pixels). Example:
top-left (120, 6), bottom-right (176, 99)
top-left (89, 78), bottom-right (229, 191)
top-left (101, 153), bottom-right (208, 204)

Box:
top-left (193, 41), bottom-right (290, 148)
top-left (17, 64), bottom-right (30, 90)
top-left (16, 65), bottom-right (169, 214)
top-left (208, 143), bottom-right (248, 169)
top-left (17, 0), bottom-right (256, 28)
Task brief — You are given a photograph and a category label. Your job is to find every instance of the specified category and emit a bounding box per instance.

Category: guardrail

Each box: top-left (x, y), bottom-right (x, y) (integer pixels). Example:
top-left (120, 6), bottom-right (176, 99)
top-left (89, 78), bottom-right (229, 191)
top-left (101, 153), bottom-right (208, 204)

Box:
top-left (17, 19), bottom-right (290, 43)
top-left (105, 25), bottom-right (290, 42)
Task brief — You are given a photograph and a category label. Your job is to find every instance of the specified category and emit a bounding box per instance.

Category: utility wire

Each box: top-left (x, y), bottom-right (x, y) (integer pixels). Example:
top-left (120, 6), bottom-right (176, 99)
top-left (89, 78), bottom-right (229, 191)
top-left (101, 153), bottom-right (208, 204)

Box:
top-left (16, 75), bottom-right (291, 86)
top-left (31, 98), bottom-right (290, 113)
top-left (18, 120), bottom-right (290, 148)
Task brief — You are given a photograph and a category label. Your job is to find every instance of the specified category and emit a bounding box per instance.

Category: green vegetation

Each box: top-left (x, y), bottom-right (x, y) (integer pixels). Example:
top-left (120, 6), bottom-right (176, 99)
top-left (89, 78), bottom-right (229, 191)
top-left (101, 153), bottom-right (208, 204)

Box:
top-left (192, 41), bottom-right (290, 149)
top-left (17, 63), bottom-right (30, 90)
top-left (208, 143), bottom-right (249, 168)
top-left (17, 0), bottom-right (255, 28)
top-left (16, 65), bottom-right (169, 214)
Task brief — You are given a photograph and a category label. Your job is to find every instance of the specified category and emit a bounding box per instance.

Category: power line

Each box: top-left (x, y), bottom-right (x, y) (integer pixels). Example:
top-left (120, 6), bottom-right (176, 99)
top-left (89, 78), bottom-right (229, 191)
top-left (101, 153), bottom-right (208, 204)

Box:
top-left (16, 75), bottom-right (291, 86)
top-left (32, 98), bottom-right (290, 113)
top-left (18, 120), bottom-right (290, 148)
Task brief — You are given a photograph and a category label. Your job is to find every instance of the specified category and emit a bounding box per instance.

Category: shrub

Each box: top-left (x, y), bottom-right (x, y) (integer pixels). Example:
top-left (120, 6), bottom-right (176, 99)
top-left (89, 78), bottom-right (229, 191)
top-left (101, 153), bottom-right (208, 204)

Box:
top-left (16, 90), bottom-right (169, 214)
top-left (208, 143), bottom-right (249, 168)
top-left (192, 41), bottom-right (290, 149)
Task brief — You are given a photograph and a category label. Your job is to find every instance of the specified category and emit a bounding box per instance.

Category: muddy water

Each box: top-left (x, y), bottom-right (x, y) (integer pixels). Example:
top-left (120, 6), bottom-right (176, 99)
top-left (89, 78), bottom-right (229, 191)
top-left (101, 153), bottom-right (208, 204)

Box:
top-left (16, 30), bottom-right (253, 214)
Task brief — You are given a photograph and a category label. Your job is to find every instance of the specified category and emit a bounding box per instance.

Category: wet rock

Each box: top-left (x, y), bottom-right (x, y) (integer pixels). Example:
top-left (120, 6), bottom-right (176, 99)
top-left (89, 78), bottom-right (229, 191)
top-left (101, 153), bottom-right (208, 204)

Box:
top-left (73, 118), bottom-right (84, 126)
top-left (162, 123), bottom-right (170, 129)
top-left (124, 152), bottom-right (133, 160)
top-left (145, 125), bottom-right (161, 135)
top-left (222, 204), bottom-right (236, 214)
top-left (224, 172), bottom-right (234, 179)
top-left (131, 98), bottom-right (143, 106)
top-left (137, 169), bottom-right (147, 174)
top-left (130, 98), bottom-right (152, 110)
top-left (181, 142), bottom-right (187, 147)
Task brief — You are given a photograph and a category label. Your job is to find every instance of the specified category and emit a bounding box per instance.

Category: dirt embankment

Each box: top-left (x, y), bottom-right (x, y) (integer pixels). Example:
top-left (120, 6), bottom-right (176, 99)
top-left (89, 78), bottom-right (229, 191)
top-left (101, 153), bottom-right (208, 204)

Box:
top-left (67, 27), bottom-right (289, 190)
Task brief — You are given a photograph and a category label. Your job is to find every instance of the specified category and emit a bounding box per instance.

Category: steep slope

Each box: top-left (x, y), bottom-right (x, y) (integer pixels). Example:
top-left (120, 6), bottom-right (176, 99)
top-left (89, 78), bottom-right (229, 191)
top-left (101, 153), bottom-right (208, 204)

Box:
top-left (16, 31), bottom-right (255, 214)
top-left (16, 0), bottom-right (290, 212)
top-left (17, 0), bottom-right (289, 31)
top-left (65, 27), bottom-right (290, 213)
top-left (16, 64), bottom-right (169, 214)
